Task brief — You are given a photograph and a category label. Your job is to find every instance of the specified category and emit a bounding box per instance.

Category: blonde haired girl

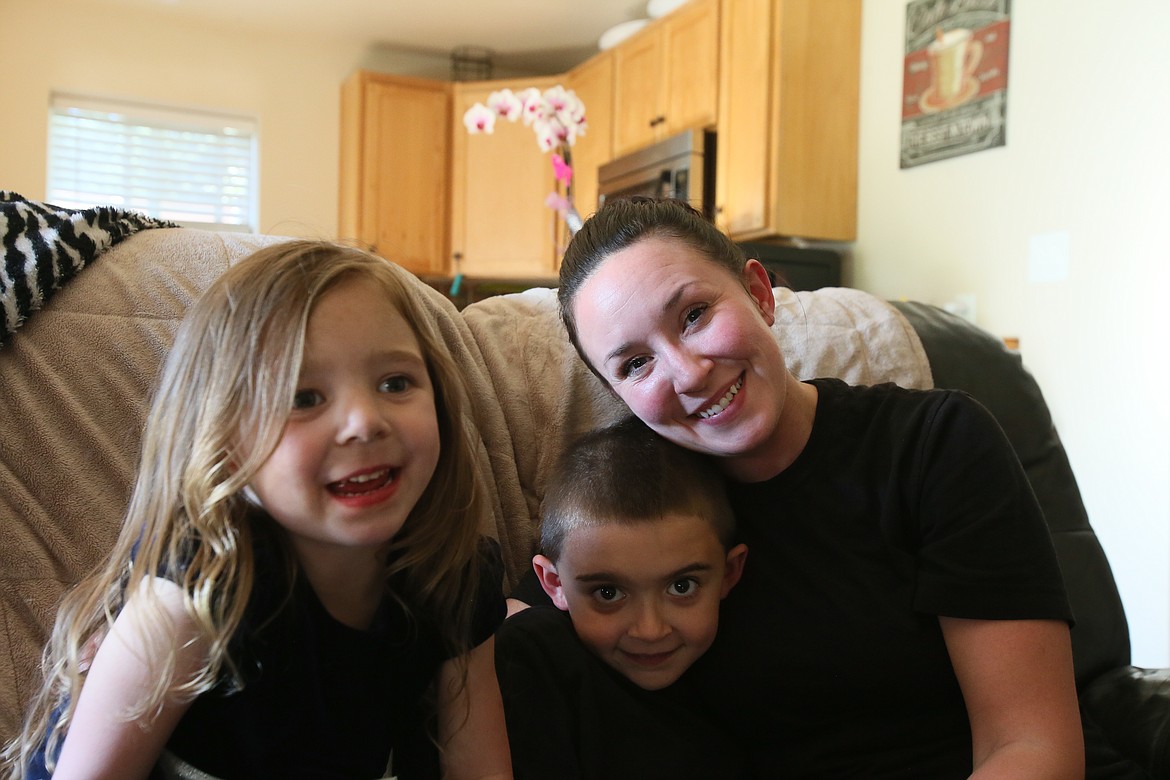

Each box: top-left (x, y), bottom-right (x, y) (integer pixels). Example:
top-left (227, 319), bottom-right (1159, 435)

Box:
top-left (4, 241), bottom-right (512, 779)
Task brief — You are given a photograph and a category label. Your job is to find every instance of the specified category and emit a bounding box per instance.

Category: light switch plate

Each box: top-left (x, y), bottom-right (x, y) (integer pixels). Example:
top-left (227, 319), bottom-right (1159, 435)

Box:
top-left (1029, 231), bottom-right (1071, 283)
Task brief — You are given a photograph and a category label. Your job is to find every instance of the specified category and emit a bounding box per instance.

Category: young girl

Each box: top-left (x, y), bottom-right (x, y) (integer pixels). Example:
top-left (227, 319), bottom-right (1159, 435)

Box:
top-left (3, 241), bottom-right (512, 780)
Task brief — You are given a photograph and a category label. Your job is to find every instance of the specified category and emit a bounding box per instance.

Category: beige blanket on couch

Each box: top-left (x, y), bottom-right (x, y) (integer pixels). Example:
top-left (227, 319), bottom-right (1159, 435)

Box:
top-left (0, 227), bottom-right (930, 740)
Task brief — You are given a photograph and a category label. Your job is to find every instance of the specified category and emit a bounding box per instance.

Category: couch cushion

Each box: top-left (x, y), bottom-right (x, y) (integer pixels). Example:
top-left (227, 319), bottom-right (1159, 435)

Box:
top-left (0, 228), bottom-right (287, 741)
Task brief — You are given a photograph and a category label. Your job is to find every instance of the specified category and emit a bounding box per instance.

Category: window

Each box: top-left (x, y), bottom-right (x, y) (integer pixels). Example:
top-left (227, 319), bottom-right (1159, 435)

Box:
top-left (47, 93), bottom-right (258, 231)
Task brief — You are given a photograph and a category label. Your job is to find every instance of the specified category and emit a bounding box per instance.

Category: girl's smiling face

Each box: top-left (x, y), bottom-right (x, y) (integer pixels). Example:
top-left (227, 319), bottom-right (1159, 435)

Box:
top-left (571, 237), bottom-right (792, 469)
top-left (247, 275), bottom-right (441, 571)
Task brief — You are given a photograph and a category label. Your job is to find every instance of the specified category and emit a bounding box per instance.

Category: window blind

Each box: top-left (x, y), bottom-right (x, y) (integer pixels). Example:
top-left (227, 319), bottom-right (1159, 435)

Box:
top-left (47, 94), bottom-right (258, 231)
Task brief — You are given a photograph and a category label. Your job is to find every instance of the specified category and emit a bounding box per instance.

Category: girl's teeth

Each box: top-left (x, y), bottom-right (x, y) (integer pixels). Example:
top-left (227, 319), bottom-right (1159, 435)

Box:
top-left (333, 469), bottom-right (390, 493)
top-left (698, 379), bottom-right (742, 419)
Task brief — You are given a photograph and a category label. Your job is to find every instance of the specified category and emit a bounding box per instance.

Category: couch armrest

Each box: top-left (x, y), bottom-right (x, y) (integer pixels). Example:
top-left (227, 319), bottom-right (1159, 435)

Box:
top-left (1081, 666), bottom-right (1170, 777)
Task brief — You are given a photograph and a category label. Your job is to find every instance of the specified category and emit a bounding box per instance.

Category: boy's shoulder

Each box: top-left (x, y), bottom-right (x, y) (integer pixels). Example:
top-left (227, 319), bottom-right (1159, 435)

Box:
top-left (496, 605), bottom-right (579, 655)
top-left (495, 605), bottom-right (614, 684)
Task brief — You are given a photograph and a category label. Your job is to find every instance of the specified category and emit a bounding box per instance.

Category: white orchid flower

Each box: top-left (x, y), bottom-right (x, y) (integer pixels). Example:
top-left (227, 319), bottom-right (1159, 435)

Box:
top-left (518, 88), bottom-right (549, 126)
top-left (487, 89), bottom-right (523, 121)
top-left (556, 91), bottom-right (587, 131)
top-left (463, 103), bottom-right (496, 134)
top-left (532, 118), bottom-right (562, 152)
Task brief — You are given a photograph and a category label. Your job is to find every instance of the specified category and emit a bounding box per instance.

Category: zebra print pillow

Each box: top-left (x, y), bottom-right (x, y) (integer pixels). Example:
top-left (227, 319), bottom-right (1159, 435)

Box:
top-left (0, 191), bottom-right (177, 346)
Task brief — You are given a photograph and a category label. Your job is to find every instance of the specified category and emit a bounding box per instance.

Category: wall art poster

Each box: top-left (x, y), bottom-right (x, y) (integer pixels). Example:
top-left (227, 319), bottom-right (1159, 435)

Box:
top-left (901, 0), bottom-right (1011, 169)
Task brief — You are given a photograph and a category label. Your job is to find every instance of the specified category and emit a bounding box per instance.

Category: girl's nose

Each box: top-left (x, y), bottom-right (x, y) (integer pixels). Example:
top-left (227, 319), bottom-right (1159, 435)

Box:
top-left (337, 392), bottom-right (389, 443)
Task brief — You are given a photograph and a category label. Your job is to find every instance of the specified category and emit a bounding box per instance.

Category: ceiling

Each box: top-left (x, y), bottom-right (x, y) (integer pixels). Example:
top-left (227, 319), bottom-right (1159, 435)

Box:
top-left (83, 0), bottom-right (658, 72)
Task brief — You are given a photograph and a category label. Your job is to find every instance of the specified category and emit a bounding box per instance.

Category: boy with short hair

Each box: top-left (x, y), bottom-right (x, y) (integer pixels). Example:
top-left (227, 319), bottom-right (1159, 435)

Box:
top-left (495, 416), bottom-right (749, 779)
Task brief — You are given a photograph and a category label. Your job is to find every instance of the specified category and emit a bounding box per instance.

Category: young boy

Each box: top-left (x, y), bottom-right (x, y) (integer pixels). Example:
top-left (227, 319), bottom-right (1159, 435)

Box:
top-left (495, 416), bottom-right (749, 779)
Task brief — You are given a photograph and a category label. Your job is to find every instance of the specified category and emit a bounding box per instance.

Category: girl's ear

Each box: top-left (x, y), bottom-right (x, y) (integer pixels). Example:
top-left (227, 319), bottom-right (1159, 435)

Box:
top-left (720, 543), bottom-right (749, 598)
top-left (742, 259), bottom-right (777, 327)
top-left (532, 554), bottom-right (570, 611)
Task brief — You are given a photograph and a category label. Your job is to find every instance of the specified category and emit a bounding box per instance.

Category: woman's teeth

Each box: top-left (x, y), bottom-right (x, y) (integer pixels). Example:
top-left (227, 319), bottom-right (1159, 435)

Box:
top-left (698, 378), bottom-right (742, 419)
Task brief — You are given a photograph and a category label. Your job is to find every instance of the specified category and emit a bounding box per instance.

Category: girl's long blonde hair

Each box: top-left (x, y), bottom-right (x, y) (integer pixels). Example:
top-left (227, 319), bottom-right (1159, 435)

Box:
top-left (3, 241), bottom-right (488, 777)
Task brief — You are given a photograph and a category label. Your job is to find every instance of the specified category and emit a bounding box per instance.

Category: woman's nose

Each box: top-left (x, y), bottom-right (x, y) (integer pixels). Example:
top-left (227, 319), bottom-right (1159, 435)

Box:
top-left (666, 347), bottom-right (712, 396)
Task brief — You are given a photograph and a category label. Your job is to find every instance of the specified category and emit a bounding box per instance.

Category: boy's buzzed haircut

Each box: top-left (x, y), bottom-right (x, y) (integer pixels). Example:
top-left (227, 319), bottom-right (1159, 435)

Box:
top-left (540, 416), bottom-right (735, 562)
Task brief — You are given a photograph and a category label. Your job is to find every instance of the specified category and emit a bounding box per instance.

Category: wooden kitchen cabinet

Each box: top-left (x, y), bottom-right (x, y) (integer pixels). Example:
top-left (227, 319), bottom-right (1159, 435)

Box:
top-left (612, 0), bottom-right (720, 157)
top-left (339, 71), bottom-right (451, 275)
top-left (451, 77), bottom-right (560, 277)
top-left (715, 0), bottom-right (860, 242)
top-left (565, 50), bottom-right (614, 220)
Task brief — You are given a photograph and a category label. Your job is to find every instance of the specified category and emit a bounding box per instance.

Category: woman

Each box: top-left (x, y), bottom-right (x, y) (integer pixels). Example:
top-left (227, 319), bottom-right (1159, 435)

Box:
top-left (553, 197), bottom-right (1083, 778)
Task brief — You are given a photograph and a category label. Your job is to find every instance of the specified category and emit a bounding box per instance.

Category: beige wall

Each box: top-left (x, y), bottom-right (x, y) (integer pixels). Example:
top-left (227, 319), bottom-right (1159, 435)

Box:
top-left (857, 1), bottom-right (1170, 665)
top-left (0, 0), bottom-right (458, 238)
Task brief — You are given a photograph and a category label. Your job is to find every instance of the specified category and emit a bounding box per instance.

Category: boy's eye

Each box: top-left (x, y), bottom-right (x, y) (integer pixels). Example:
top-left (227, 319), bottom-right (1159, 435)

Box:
top-left (592, 585), bottom-right (625, 603)
top-left (292, 389), bottom-right (323, 410)
top-left (668, 577), bottom-right (699, 597)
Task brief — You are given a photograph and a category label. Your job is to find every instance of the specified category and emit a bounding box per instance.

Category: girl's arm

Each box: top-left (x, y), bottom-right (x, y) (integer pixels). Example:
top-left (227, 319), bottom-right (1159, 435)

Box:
top-left (940, 617), bottom-right (1084, 779)
top-left (436, 636), bottom-right (513, 780)
top-left (52, 577), bottom-right (208, 780)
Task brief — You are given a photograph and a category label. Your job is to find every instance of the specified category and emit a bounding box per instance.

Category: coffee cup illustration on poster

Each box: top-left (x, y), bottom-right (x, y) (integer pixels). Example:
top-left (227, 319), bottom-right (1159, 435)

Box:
top-left (901, 0), bottom-right (1011, 169)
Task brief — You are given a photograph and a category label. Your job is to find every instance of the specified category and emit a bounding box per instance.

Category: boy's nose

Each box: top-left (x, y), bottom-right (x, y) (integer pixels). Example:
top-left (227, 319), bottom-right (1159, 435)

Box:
top-left (628, 601), bottom-right (671, 642)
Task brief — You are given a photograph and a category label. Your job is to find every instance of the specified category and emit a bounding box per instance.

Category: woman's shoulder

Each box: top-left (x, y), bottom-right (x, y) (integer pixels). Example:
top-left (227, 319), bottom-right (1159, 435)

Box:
top-left (812, 377), bottom-right (987, 427)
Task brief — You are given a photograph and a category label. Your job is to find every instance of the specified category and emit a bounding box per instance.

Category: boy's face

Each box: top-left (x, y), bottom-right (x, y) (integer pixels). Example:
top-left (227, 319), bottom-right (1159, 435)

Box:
top-left (535, 513), bottom-right (747, 691)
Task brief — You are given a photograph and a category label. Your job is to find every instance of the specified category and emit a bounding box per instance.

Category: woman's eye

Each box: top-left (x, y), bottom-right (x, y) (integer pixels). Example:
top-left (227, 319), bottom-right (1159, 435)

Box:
top-left (684, 305), bottom-right (708, 326)
top-left (592, 585), bottom-right (625, 603)
top-left (379, 375), bottom-right (411, 393)
top-left (292, 389), bottom-right (323, 410)
top-left (620, 355), bottom-right (650, 379)
top-left (669, 577), bottom-right (699, 597)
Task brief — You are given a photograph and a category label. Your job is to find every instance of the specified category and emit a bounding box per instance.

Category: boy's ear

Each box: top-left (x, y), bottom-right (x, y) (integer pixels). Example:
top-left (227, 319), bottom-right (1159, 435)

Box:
top-left (532, 554), bottom-right (570, 611)
top-left (720, 543), bottom-right (749, 598)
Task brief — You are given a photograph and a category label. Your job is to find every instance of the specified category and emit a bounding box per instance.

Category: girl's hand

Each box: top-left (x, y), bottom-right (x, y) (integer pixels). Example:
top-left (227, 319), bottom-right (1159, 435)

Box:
top-left (436, 636), bottom-right (513, 780)
top-left (940, 617), bottom-right (1084, 779)
top-left (51, 577), bottom-right (208, 780)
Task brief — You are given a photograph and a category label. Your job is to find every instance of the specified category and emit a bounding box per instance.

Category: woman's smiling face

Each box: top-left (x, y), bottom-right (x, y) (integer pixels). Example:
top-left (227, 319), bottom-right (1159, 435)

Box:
top-left (571, 236), bottom-right (791, 465)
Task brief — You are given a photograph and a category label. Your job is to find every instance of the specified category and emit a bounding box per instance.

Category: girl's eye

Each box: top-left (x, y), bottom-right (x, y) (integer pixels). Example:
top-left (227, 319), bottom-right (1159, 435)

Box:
top-left (592, 585), bottom-right (625, 604)
top-left (292, 389), bottom-right (323, 410)
top-left (379, 375), bottom-right (411, 394)
top-left (668, 577), bottom-right (699, 597)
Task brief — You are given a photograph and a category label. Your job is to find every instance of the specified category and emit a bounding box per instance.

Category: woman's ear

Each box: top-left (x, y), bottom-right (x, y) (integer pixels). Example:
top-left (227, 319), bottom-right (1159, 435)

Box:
top-left (742, 260), bottom-right (776, 327)
top-left (720, 543), bottom-right (749, 598)
top-left (532, 554), bottom-right (570, 611)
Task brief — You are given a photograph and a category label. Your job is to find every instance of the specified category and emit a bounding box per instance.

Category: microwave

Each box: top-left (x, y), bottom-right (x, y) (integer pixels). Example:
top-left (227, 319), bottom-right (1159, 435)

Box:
top-left (597, 128), bottom-right (716, 219)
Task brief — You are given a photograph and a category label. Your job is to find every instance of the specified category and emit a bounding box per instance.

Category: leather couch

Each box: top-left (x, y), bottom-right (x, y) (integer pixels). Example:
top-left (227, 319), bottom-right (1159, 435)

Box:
top-left (895, 301), bottom-right (1170, 778)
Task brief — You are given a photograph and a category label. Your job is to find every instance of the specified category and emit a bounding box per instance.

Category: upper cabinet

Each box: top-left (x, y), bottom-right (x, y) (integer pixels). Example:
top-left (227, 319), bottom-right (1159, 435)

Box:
top-left (715, 0), bottom-right (861, 242)
top-left (338, 0), bottom-right (861, 279)
top-left (612, 0), bottom-right (720, 157)
top-left (450, 77), bottom-right (560, 278)
top-left (339, 71), bottom-right (450, 275)
top-left (565, 50), bottom-right (614, 221)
